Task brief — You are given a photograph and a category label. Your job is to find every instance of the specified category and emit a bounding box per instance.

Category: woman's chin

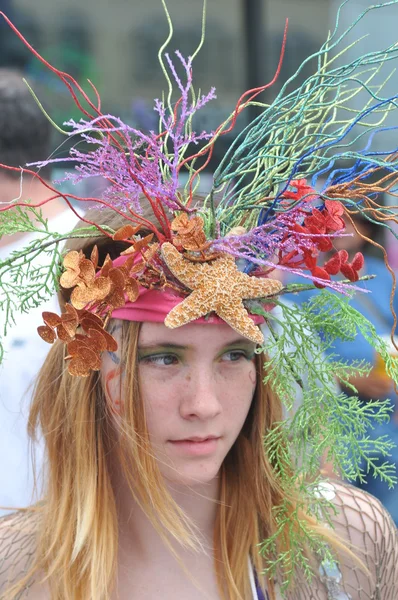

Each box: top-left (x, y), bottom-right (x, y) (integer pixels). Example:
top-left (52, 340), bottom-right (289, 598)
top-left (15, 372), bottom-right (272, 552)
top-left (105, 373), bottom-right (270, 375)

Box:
top-left (162, 462), bottom-right (221, 488)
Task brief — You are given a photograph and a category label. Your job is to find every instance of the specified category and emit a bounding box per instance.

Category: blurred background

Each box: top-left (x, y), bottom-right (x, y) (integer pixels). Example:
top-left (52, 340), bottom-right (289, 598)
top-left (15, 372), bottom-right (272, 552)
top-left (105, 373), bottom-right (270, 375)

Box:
top-left (0, 0), bottom-right (332, 181)
top-left (1, 0), bottom-right (397, 253)
top-left (0, 0), bottom-right (330, 124)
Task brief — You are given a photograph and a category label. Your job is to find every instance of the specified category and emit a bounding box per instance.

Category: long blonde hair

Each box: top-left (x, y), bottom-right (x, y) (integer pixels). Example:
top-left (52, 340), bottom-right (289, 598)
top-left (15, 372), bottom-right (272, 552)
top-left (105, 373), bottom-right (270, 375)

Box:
top-left (2, 206), bottom-right (344, 599)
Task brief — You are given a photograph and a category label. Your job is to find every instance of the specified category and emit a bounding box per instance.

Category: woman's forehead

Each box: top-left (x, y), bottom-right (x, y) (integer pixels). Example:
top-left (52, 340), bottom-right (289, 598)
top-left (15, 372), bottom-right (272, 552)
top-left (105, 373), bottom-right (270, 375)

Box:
top-left (138, 321), bottom-right (254, 349)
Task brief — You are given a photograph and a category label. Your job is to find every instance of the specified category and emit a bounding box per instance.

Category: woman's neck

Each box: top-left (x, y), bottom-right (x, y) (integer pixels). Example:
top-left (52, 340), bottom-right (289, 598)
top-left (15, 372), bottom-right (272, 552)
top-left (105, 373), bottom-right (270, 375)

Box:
top-left (113, 467), bottom-right (220, 560)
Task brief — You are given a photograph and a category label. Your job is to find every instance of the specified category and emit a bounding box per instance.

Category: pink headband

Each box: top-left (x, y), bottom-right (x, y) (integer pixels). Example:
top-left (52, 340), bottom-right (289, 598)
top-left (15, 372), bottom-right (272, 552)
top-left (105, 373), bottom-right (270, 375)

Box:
top-left (110, 254), bottom-right (266, 326)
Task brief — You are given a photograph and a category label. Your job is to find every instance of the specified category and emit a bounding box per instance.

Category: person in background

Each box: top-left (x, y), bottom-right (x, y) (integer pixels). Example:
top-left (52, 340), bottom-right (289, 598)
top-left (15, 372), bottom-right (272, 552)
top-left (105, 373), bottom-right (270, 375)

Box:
top-left (0, 68), bottom-right (66, 251)
top-left (0, 69), bottom-right (76, 513)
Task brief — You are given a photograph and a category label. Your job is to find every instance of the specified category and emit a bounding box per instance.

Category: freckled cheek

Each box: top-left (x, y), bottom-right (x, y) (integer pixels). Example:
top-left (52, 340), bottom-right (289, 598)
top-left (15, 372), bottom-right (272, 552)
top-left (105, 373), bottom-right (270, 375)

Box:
top-left (220, 367), bottom-right (256, 412)
top-left (221, 364), bottom-right (256, 395)
top-left (143, 391), bottom-right (183, 446)
top-left (141, 380), bottom-right (186, 422)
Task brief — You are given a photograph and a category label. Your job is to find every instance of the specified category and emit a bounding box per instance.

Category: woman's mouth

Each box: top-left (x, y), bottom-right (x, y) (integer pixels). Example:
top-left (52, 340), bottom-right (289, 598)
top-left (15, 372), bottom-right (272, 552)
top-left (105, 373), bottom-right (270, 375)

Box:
top-left (168, 436), bottom-right (221, 456)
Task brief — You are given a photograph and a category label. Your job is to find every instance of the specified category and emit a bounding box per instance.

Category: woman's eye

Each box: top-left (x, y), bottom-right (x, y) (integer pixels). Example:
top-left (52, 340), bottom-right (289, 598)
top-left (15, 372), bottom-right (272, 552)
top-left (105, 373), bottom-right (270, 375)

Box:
top-left (139, 353), bottom-right (179, 366)
top-left (222, 350), bottom-right (250, 362)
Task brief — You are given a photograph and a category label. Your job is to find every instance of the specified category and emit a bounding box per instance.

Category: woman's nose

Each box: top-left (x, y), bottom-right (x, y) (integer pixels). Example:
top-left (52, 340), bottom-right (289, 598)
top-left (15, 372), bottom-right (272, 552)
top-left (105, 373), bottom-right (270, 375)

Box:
top-left (179, 368), bottom-right (222, 421)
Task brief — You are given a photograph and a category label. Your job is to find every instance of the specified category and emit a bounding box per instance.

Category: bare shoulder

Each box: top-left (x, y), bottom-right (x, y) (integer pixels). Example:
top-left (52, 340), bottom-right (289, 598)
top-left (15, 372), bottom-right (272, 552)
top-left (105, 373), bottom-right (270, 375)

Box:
top-left (0, 510), bottom-right (39, 599)
top-left (324, 481), bottom-right (398, 599)
top-left (328, 480), bottom-right (397, 546)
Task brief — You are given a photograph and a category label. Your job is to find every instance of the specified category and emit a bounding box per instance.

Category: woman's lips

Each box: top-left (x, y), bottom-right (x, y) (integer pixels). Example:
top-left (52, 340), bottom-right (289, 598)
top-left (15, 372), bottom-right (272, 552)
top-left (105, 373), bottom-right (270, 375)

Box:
top-left (168, 436), bottom-right (220, 456)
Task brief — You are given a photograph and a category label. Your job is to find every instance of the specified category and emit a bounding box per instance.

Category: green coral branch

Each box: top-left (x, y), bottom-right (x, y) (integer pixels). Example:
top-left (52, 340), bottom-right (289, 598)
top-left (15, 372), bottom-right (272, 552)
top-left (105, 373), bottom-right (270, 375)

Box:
top-left (0, 208), bottom-right (115, 346)
top-left (0, 207), bottom-right (114, 270)
top-left (259, 492), bottom-right (337, 592)
top-left (23, 79), bottom-right (70, 136)
top-left (251, 290), bottom-right (397, 575)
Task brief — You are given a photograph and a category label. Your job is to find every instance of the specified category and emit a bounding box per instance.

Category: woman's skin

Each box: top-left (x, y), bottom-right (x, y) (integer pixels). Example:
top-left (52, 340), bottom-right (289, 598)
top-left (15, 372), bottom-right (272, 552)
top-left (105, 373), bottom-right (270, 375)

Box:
top-left (103, 322), bottom-right (258, 599)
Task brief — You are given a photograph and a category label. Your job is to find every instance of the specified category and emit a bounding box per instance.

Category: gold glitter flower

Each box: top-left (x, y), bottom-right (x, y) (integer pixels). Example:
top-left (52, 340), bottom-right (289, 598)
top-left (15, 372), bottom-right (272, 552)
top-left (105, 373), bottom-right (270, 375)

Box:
top-left (66, 327), bottom-right (118, 376)
top-left (105, 267), bottom-right (140, 308)
top-left (67, 343), bottom-right (102, 377)
top-left (40, 243), bottom-right (149, 375)
top-left (70, 276), bottom-right (112, 310)
top-left (60, 250), bottom-right (96, 289)
top-left (171, 213), bottom-right (207, 252)
top-left (38, 304), bottom-right (79, 343)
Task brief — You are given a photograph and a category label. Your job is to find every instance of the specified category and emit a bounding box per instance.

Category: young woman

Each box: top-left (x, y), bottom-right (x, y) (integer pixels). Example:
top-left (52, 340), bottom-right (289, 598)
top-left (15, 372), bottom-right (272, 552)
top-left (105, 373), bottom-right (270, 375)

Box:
top-left (0, 206), bottom-right (397, 600)
top-left (1, 2), bottom-right (398, 598)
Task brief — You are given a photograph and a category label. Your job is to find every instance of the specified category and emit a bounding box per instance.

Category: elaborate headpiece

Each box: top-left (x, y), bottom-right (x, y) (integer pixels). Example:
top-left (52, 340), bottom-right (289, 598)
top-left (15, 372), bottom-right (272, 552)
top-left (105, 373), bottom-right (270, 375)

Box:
top-left (1, 0), bottom-right (398, 589)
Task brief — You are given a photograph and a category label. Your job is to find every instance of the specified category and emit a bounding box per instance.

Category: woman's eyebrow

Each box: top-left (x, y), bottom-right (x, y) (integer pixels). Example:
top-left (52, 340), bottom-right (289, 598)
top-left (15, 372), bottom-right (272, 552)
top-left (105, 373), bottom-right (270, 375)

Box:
top-left (137, 339), bottom-right (256, 352)
top-left (222, 339), bottom-right (256, 350)
top-left (137, 343), bottom-right (188, 351)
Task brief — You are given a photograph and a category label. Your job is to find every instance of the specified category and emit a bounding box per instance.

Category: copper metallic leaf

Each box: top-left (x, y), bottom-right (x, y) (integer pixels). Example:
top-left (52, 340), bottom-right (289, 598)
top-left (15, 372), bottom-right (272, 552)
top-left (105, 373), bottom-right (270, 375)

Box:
top-left (86, 329), bottom-right (108, 352)
top-left (67, 339), bottom-right (101, 369)
top-left (177, 231), bottom-right (207, 251)
top-left (143, 243), bottom-right (160, 262)
top-left (90, 246), bottom-right (99, 270)
top-left (67, 339), bottom-right (81, 355)
top-left (106, 289), bottom-right (126, 309)
top-left (42, 312), bottom-right (62, 327)
top-left (134, 234), bottom-right (154, 252)
top-left (56, 324), bottom-right (75, 343)
top-left (101, 254), bottom-right (113, 277)
top-left (78, 259), bottom-right (96, 285)
top-left (171, 214), bottom-right (204, 235)
top-left (68, 357), bottom-right (91, 377)
top-left (70, 287), bottom-right (93, 310)
top-left (129, 261), bottom-right (145, 274)
top-left (71, 278), bottom-right (112, 309)
top-left (126, 279), bottom-right (139, 302)
top-left (101, 330), bottom-right (118, 352)
top-left (73, 333), bottom-right (86, 342)
top-left (60, 270), bottom-right (80, 289)
top-left (171, 213), bottom-right (190, 232)
top-left (61, 319), bottom-right (78, 338)
top-left (78, 311), bottom-right (103, 327)
top-left (108, 268), bottom-right (125, 288)
top-left (120, 244), bottom-right (138, 256)
top-left (75, 345), bottom-right (101, 367)
top-left (94, 277), bottom-right (112, 298)
top-left (63, 251), bottom-right (80, 270)
top-left (113, 224), bottom-right (139, 241)
top-left (64, 304), bottom-right (79, 322)
top-left (80, 318), bottom-right (103, 333)
top-left (120, 255), bottom-right (136, 272)
top-left (37, 325), bottom-right (56, 344)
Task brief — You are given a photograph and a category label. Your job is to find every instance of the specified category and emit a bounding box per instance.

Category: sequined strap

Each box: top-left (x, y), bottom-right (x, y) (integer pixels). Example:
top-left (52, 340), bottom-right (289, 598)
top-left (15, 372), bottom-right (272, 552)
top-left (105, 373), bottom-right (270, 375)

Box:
top-left (319, 560), bottom-right (352, 600)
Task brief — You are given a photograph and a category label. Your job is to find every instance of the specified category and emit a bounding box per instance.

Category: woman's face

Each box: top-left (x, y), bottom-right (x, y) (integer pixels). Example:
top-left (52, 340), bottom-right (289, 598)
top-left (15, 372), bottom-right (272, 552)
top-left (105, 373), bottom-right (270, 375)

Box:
top-left (107, 321), bottom-right (257, 487)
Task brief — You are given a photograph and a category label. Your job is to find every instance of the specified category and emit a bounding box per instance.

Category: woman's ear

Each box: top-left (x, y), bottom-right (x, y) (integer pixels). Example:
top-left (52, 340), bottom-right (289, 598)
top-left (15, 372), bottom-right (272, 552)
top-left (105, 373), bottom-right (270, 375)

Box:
top-left (101, 322), bottom-right (125, 416)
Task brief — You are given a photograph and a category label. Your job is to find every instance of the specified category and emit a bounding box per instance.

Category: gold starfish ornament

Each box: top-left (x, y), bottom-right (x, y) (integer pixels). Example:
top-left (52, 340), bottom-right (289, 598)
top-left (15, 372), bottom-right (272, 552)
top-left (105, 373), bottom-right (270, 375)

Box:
top-left (161, 242), bottom-right (283, 344)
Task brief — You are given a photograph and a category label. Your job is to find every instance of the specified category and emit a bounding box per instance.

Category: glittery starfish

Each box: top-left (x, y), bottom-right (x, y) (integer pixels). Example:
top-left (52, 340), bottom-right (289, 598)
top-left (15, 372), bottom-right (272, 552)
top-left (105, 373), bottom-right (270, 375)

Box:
top-left (161, 242), bottom-right (283, 344)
